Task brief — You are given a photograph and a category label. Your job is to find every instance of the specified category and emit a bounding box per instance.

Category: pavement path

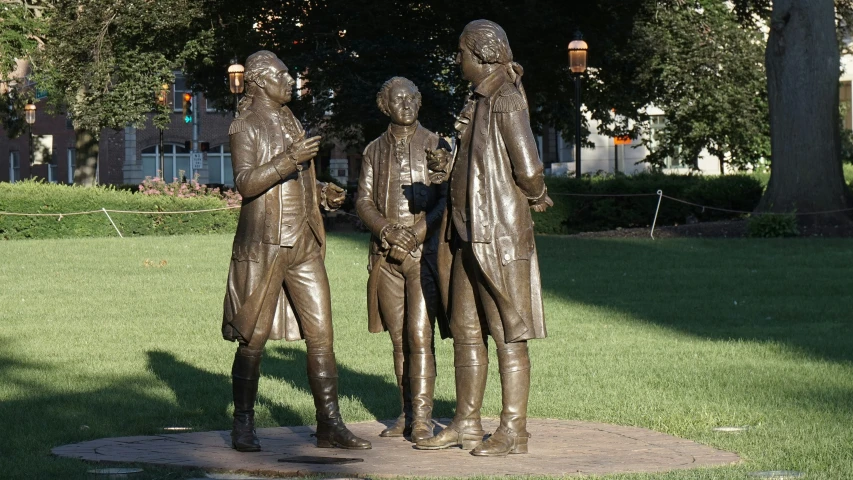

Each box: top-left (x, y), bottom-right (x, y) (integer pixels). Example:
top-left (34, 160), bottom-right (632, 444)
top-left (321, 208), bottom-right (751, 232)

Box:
top-left (53, 418), bottom-right (740, 477)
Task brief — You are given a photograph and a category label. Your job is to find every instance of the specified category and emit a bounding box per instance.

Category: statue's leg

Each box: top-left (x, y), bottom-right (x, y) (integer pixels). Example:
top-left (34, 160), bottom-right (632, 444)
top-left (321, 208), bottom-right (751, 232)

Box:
top-left (416, 244), bottom-right (486, 450)
top-left (285, 235), bottom-right (371, 450)
top-left (376, 261), bottom-right (412, 437)
top-left (470, 282), bottom-right (531, 457)
top-left (405, 256), bottom-right (437, 443)
top-left (230, 250), bottom-right (287, 452)
top-left (230, 345), bottom-right (263, 452)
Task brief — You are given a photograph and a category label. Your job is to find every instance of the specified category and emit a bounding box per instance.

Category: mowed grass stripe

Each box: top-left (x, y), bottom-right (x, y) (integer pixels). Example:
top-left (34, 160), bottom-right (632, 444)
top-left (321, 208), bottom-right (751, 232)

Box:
top-left (1, 233), bottom-right (852, 479)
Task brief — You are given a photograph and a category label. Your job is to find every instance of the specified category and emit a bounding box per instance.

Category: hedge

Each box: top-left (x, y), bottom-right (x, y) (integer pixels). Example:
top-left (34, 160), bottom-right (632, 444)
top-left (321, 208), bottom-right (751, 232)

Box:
top-left (2, 173), bottom-right (764, 239)
top-left (532, 173), bottom-right (764, 234)
top-left (0, 180), bottom-right (238, 240)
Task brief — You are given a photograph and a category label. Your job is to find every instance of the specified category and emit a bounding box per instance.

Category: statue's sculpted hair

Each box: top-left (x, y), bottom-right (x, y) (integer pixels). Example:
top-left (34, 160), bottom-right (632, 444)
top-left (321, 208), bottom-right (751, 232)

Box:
top-left (237, 50), bottom-right (282, 117)
top-left (376, 76), bottom-right (422, 117)
top-left (461, 20), bottom-right (513, 65)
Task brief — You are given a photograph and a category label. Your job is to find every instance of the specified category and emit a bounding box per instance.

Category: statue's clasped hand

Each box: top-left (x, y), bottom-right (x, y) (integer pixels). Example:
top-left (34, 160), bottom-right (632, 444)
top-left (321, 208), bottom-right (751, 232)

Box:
top-left (425, 147), bottom-right (452, 184)
top-left (384, 224), bottom-right (417, 263)
top-left (324, 183), bottom-right (346, 210)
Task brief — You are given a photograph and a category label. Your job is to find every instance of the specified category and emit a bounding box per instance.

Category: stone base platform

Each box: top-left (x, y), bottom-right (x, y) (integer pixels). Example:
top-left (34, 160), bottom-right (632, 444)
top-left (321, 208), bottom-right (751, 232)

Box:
top-left (52, 418), bottom-right (739, 477)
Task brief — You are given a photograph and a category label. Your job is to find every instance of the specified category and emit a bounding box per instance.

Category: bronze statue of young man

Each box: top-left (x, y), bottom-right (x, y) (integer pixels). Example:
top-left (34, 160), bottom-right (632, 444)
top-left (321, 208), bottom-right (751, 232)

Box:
top-left (415, 20), bottom-right (553, 457)
top-left (356, 77), bottom-right (449, 442)
top-left (222, 50), bottom-right (370, 452)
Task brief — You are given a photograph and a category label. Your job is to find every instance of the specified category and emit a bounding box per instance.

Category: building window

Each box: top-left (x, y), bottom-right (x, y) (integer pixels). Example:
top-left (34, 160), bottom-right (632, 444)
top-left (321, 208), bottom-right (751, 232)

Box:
top-left (205, 96), bottom-right (218, 113)
top-left (9, 151), bottom-right (20, 182)
top-left (173, 74), bottom-right (191, 113)
top-left (67, 148), bottom-right (74, 183)
top-left (141, 143), bottom-right (191, 181)
top-left (207, 144), bottom-right (233, 186)
top-left (649, 115), bottom-right (684, 169)
top-left (48, 164), bottom-right (58, 183)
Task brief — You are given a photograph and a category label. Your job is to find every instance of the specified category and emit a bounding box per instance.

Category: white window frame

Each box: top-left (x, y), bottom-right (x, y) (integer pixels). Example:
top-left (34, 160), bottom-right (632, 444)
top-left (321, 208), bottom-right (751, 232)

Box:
top-left (207, 144), bottom-right (233, 186)
top-left (141, 143), bottom-right (192, 181)
top-left (67, 148), bottom-right (74, 184)
top-left (9, 151), bottom-right (20, 183)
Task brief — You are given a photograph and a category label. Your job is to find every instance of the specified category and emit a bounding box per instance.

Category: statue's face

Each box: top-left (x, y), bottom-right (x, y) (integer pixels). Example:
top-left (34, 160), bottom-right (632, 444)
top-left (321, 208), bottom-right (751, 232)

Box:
top-left (386, 83), bottom-right (419, 127)
top-left (261, 59), bottom-right (295, 105)
top-left (456, 38), bottom-right (486, 84)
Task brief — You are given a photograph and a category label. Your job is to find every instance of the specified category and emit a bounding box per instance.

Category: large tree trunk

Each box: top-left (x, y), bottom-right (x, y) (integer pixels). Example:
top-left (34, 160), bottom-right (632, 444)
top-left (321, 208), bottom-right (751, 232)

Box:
top-left (758, 0), bottom-right (852, 224)
top-left (73, 128), bottom-right (99, 186)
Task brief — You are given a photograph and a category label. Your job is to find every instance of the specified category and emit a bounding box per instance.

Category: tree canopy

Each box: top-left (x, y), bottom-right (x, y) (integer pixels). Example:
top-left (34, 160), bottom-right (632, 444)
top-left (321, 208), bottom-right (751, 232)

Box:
top-left (34, 0), bottom-right (205, 134)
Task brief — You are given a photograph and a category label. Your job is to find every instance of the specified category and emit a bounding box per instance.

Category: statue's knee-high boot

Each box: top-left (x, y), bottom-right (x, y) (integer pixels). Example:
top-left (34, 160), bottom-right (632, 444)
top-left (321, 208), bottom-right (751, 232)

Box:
top-left (380, 348), bottom-right (412, 437)
top-left (409, 352), bottom-right (436, 442)
top-left (231, 347), bottom-right (262, 452)
top-left (307, 352), bottom-right (372, 449)
top-left (471, 342), bottom-right (530, 456)
top-left (415, 342), bottom-right (486, 450)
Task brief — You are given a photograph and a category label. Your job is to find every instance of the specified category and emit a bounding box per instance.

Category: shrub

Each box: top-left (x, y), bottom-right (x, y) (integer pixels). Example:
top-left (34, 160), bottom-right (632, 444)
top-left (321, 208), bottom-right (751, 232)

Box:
top-left (533, 173), bottom-right (763, 234)
top-left (747, 213), bottom-right (800, 238)
top-left (138, 174), bottom-right (242, 207)
top-left (0, 180), bottom-right (238, 240)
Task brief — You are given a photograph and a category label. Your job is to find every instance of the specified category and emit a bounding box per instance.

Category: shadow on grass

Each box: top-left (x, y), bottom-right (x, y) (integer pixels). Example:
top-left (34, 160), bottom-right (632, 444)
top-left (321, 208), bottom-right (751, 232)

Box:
top-left (263, 344), bottom-right (456, 423)
top-left (0, 345), bottom-right (215, 478)
top-left (535, 236), bottom-right (853, 364)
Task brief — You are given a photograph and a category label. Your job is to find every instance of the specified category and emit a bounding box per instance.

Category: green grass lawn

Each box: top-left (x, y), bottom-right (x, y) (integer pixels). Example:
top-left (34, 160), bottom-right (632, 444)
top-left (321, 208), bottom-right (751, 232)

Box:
top-left (1, 233), bottom-right (852, 479)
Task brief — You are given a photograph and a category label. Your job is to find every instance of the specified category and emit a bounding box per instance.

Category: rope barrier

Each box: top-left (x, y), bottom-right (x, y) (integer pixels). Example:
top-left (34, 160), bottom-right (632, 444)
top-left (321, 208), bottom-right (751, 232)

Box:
top-left (2, 191), bottom-right (852, 240)
top-left (0, 205), bottom-right (240, 218)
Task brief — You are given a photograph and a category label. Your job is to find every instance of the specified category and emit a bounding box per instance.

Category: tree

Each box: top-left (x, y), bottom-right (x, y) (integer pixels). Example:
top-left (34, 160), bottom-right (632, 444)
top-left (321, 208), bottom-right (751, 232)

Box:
top-left (33, 0), bottom-right (204, 185)
top-left (0, 1), bottom-right (45, 139)
top-left (734, 0), bottom-right (853, 222)
top-left (605, 0), bottom-right (770, 172)
top-left (188, 0), bottom-right (768, 171)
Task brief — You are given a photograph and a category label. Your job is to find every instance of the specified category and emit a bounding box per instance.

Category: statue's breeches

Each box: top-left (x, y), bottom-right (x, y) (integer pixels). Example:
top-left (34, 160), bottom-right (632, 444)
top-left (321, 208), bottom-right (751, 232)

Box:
top-left (240, 229), bottom-right (334, 352)
top-left (449, 240), bottom-right (514, 347)
top-left (376, 254), bottom-right (438, 354)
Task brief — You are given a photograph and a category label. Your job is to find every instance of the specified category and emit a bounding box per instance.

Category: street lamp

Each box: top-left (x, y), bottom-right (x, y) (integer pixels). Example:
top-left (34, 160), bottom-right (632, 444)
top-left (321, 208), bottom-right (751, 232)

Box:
top-left (568, 31), bottom-right (588, 178)
top-left (157, 83), bottom-right (170, 179)
top-left (228, 60), bottom-right (245, 117)
top-left (24, 102), bottom-right (36, 167)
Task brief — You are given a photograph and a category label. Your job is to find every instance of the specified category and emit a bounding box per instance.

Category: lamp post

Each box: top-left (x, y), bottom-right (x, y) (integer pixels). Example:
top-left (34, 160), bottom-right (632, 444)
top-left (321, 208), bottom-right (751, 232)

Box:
top-left (156, 83), bottom-right (170, 179)
top-left (228, 60), bottom-right (245, 117)
top-left (568, 31), bottom-right (588, 178)
top-left (24, 102), bottom-right (36, 167)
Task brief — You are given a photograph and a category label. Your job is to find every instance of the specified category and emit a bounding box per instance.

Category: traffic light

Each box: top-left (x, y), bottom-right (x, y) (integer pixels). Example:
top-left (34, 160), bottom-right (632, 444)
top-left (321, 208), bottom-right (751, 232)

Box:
top-left (182, 92), bottom-right (193, 123)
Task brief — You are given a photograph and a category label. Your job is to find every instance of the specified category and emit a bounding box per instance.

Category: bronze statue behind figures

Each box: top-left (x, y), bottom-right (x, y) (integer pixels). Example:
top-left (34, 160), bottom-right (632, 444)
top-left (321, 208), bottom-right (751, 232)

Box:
top-left (415, 20), bottom-right (553, 457)
top-left (221, 50), bottom-right (370, 452)
top-left (355, 77), bottom-right (450, 443)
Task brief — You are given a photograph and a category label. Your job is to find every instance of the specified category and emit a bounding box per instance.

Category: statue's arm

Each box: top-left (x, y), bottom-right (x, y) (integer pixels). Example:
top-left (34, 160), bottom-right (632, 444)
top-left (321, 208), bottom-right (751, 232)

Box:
top-left (497, 108), bottom-right (548, 202)
top-left (355, 148), bottom-right (391, 239)
top-left (413, 137), bottom-right (450, 243)
top-left (231, 124), bottom-right (292, 198)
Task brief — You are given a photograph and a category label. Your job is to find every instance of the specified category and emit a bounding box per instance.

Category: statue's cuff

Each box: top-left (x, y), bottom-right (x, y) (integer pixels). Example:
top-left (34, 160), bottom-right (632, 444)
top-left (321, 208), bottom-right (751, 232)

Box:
top-left (528, 185), bottom-right (548, 204)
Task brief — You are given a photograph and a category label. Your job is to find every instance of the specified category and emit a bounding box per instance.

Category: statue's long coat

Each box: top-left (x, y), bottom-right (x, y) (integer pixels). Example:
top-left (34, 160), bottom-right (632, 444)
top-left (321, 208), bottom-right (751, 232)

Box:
top-left (222, 105), bottom-right (326, 343)
top-left (438, 69), bottom-right (547, 343)
top-left (356, 124), bottom-right (450, 338)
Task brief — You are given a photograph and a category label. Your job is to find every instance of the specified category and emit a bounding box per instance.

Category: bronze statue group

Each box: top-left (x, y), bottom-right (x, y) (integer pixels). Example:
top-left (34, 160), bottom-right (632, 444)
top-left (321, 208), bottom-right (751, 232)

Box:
top-left (221, 19), bottom-right (554, 458)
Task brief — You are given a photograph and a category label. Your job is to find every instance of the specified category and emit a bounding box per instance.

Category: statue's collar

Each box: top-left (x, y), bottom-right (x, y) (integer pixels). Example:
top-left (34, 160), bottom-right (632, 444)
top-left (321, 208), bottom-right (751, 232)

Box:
top-left (388, 121), bottom-right (419, 141)
top-left (473, 68), bottom-right (509, 98)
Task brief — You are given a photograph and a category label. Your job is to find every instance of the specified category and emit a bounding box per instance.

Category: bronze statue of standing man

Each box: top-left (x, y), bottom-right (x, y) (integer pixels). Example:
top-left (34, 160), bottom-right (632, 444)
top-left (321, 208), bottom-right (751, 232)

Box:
top-left (222, 50), bottom-right (370, 452)
top-left (356, 77), bottom-right (449, 442)
top-left (415, 20), bottom-right (553, 456)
